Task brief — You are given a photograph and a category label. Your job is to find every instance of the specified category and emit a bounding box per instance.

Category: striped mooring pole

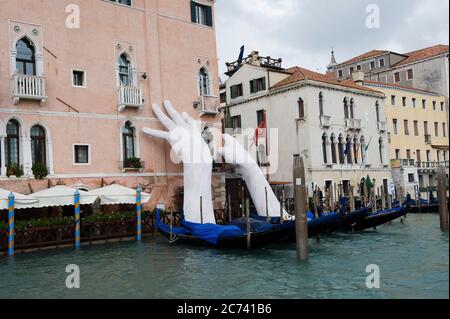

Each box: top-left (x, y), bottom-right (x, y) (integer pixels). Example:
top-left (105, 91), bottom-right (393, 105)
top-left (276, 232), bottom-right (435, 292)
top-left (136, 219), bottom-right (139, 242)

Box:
top-left (136, 186), bottom-right (142, 241)
top-left (7, 193), bottom-right (15, 257)
top-left (74, 190), bottom-right (81, 250)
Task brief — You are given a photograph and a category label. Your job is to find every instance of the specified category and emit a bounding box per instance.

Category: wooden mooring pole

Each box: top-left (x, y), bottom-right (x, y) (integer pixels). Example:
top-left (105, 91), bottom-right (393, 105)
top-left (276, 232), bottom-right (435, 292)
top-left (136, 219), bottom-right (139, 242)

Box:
top-left (438, 166), bottom-right (449, 232)
top-left (293, 155), bottom-right (309, 261)
top-left (246, 198), bottom-right (251, 249)
top-left (349, 185), bottom-right (355, 212)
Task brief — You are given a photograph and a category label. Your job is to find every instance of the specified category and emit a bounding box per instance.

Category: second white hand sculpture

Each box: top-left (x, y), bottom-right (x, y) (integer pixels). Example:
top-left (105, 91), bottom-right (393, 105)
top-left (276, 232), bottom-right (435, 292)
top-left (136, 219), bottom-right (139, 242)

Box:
top-left (218, 134), bottom-right (290, 219)
top-left (143, 101), bottom-right (216, 224)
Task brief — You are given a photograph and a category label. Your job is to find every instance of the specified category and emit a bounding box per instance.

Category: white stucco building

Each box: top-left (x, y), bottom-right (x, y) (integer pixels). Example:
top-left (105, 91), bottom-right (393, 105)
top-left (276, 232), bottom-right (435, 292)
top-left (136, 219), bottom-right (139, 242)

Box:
top-left (223, 51), bottom-right (392, 198)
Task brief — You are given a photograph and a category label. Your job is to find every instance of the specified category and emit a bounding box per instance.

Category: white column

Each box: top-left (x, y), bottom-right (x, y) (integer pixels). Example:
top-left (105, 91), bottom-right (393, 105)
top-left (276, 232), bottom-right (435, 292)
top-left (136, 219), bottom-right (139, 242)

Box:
top-left (22, 136), bottom-right (32, 176)
top-left (0, 136), bottom-right (6, 176)
top-left (35, 53), bottom-right (44, 76)
top-left (47, 138), bottom-right (55, 175)
top-left (326, 139), bottom-right (332, 165)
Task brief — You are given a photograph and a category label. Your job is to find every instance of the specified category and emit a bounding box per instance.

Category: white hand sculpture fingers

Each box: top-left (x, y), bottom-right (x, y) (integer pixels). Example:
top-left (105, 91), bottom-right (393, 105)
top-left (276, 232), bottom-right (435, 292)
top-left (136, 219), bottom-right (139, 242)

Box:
top-left (181, 112), bottom-right (195, 126)
top-left (143, 128), bottom-right (171, 140)
top-left (163, 100), bottom-right (187, 127)
top-left (152, 104), bottom-right (176, 131)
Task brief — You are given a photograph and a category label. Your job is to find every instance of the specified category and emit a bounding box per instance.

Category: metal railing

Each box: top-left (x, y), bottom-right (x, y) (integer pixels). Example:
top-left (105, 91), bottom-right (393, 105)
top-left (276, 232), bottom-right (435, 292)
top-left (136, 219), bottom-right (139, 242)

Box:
top-left (377, 121), bottom-right (387, 132)
top-left (117, 86), bottom-right (143, 111)
top-left (320, 115), bottom-right (331, 127)
top-left (345, 118), bottom-right (362, 130)
top-left (197, 95), bottom-right (219, 115)
top-left (12, 74), bottom-right (47, 103)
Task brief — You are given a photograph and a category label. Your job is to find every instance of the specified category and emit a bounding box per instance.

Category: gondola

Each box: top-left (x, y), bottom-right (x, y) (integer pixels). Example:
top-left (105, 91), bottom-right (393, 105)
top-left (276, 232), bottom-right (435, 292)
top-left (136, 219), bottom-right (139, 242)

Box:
top-left (346, 205), bottom-right (409, 231)
top-left (155, 210), bottom-right (290, 249)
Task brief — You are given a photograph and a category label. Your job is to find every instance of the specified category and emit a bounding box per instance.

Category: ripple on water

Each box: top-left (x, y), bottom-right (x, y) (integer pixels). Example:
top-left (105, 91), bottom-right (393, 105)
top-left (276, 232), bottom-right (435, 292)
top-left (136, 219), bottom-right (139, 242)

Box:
top-left (0, 215), bottom-right (448, 299)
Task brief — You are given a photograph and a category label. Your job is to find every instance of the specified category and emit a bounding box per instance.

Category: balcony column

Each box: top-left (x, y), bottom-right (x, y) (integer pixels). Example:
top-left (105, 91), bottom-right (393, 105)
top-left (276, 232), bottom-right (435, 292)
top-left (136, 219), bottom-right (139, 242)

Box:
top-left (35, 53), bottom-right (44, 76)
top-left (21, 136), bottom-right (32, 176)
top-left (0, 135), bottom-right (6, 176)
top-left (9, 50), bottom-right (17, 75)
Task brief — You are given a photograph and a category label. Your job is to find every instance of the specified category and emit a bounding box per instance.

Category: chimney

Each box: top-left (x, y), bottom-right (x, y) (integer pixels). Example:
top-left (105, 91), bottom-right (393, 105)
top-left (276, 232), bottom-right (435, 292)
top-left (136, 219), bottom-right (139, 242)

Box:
top-left (250, 51), bottom-right (261, 66)
top-left (352, 71), bottom-right (365, 85)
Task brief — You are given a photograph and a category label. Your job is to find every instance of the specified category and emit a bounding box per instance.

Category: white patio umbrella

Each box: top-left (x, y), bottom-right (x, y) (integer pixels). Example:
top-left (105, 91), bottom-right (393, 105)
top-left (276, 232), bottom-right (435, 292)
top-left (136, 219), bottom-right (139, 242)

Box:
top-left (0, 188), bottom-right (39, 210)
top-left (87, 184), bottom-right (151, 205)
top-left (31, 186), bottom-right (98, 208)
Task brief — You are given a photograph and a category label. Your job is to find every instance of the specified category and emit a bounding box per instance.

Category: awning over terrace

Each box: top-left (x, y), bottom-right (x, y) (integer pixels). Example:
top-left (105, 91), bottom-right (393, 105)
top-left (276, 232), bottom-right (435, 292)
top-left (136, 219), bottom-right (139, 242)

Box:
top-left (30, 186), bottom-right (98, 208)
top-left (86, 184), bottom-right (151, 205)
top-left (0, 188), bottom-right (39, 210)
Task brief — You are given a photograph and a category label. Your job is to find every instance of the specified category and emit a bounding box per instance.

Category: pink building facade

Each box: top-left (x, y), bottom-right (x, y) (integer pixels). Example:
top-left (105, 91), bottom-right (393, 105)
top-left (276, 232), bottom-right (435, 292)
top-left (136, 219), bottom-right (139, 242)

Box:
top-left (0, 0), bottom-right (223, 210)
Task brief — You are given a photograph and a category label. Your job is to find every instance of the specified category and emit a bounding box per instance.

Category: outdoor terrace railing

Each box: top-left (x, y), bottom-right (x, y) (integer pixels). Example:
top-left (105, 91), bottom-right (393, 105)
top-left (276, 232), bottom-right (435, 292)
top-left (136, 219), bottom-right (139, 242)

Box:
top-left (12, 74), bottom-right (47, 105)
top-left (117, 85), bottom-right (143, 112)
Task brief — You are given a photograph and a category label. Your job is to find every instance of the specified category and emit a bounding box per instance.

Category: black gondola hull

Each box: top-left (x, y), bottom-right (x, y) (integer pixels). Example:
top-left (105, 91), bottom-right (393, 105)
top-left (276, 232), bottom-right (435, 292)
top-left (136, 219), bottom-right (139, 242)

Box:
top-left (351, 207), bottom-right (408, 231)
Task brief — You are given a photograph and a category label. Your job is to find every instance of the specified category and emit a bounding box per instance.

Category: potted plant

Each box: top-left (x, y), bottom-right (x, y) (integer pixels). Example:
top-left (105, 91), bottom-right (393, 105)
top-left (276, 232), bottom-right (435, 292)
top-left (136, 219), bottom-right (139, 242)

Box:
top-left (123, 157), bottom-right (143, 171)
top-left (32, 163), bottom-right (49, 180)
top-left (6, 164), bottom-right (23, 178)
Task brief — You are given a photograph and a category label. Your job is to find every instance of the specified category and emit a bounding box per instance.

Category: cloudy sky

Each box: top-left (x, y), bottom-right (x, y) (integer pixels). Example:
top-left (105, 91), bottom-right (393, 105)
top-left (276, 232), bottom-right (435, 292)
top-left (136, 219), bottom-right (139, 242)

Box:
top-left (215, 0), bottom-right (449, 80)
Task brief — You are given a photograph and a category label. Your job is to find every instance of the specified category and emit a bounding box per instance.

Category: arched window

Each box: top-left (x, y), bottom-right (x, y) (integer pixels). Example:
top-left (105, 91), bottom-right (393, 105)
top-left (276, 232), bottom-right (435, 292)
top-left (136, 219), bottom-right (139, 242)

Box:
top-left (350, 98), bottom-right (355, 119)
top-left (343, 98), bottom-right (349, 119)
top-left (198, 67), bottom-right (210, 96)
top-left (16, 38), bottom-right (36, 75)
top-left (330, 134), bottom-right (337, 164)
top-left (6, 119), bottom-right (20, 166)
top-left (322, 133), bottom-right (328, 164)
top-left (31, 125), bottom-right (46, 166)
top-left (353, 136), bottom-right (359, 164)
top-left (118, 53), bottom-right (132, 86)
top-left (122, 121), bottom-right (135, 161)
top-left (298, 98), bottom-right (305, 118)
top-left (375, 101), bottom-right (380, 122)
top-left (338, 134), bottom-right (345, 164)
top-left (319, 92), bottom-right (324, 116)
top-left (379, 137), bottom-right (384, 164)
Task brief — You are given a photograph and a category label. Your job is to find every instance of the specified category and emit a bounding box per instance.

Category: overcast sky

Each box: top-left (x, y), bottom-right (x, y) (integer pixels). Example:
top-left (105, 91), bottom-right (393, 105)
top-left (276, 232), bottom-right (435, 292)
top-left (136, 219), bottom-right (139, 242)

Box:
top-left (215, 0), bottom-right (449, 80)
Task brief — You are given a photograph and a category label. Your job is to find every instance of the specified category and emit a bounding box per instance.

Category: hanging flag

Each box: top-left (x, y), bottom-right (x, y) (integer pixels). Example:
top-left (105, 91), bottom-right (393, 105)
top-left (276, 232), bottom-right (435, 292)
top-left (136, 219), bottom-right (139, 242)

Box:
top-left (343, 140), bottom-right (351, 156)
top-left (237, 45), bottom-right (245, 66)
top-left (362, 137), bottom-right (373, 162)
top-left (252, 111), bottom-right (267, 147)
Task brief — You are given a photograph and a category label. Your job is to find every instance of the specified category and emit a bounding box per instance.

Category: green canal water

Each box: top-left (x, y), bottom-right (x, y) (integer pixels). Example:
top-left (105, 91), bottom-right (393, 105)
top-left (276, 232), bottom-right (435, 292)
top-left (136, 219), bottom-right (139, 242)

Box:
top-left (0, 214), bottom-right (448, 299)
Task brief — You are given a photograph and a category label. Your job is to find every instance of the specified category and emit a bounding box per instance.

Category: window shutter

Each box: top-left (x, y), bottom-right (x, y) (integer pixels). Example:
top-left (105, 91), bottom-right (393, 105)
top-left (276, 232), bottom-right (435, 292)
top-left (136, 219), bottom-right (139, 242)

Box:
top-left (205, 5), bottom-right (213, 27)
top-left (250, 80), bottom-right (255, 94)
top-left (191, 1), bottom-right (197, 23)
top-left (262, 78), bottom-right (266, 91)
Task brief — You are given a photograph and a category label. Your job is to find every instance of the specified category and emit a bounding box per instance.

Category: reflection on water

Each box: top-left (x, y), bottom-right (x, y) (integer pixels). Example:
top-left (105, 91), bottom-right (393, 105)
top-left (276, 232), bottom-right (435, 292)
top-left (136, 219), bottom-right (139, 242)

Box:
top-left (0, 214), bottom-right (448, 299)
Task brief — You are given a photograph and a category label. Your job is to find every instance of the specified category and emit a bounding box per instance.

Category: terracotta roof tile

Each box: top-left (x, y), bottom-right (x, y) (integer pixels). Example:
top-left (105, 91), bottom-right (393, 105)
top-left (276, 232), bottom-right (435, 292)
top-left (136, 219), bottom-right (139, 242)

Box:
top-left (337, 50), bottom-right (390, 66)
top-left (271, 66), bottom-right (381, 94)
top-left (364, 80), bottom-right (441, 95)
top-left (393, 44), bottom-right (449, 67)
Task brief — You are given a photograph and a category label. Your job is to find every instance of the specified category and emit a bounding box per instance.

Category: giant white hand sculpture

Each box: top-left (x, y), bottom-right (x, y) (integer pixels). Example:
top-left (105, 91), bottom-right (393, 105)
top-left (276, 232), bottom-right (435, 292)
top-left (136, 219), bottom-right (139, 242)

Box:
top-left (218, 134), bottom-right (290, 219)
top-left (143, 101), bottom-right (216, 224)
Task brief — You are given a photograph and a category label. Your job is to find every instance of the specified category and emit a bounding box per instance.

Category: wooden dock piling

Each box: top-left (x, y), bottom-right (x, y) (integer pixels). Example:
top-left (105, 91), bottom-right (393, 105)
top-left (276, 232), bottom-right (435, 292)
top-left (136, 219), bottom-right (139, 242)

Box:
top-left (246, 198), bottom-right (251, 249)
top-left (293, 155), bottom-right (309, 261)
top-left (349, 185), bottom-right (355, 212)
top-left (438, 166), bottom-right (448, 232)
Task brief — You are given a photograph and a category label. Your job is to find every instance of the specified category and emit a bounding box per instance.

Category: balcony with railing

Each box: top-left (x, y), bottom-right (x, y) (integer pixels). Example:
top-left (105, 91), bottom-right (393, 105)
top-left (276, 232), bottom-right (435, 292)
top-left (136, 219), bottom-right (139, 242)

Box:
top-left (320, 115), bottom-right (331, 128)
top-left (417, 160), bottom-right (449, 171)
top-left (117, 86), bottom-right (144, 112)
top-left (345, 118), bottom-right (362, 131)
top-left (12, 74), bottom-right (47, 105)
top-left (377, 121), bottom-right (387, 132)
top-left (195, 95), bottom-right (219, 115)
top-left (391, 158), bottom-right (416, 169)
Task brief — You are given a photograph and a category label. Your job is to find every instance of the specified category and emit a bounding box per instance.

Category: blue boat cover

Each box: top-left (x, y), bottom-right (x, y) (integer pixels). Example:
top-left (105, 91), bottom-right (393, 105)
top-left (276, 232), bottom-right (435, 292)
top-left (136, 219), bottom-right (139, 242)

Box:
top-left (181, 219), bottom-right (246, 245)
